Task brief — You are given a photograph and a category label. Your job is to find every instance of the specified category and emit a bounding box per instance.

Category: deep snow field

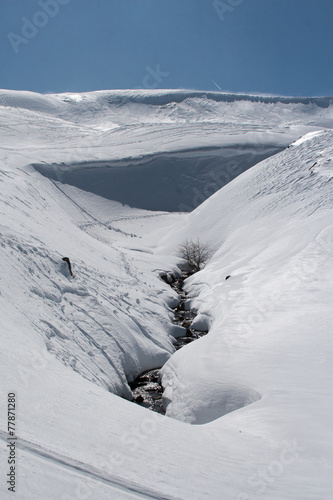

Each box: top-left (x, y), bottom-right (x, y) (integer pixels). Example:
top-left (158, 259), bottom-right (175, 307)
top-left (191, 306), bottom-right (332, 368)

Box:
top-left (0, 89), bottom-right (332, 499)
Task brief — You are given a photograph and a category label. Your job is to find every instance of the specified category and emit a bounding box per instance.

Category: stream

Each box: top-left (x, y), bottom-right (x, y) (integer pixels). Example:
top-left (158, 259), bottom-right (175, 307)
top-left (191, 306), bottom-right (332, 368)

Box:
top-left (129, 271), bottom-right (208, 415)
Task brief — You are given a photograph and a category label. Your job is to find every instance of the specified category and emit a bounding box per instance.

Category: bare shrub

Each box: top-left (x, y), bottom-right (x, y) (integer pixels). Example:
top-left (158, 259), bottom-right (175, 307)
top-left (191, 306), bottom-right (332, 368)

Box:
top-left (178, 239), bottom-right (213, 273)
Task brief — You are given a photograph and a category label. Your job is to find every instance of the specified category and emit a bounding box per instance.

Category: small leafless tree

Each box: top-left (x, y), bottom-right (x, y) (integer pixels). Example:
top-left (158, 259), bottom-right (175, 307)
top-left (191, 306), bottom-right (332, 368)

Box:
top-left (178, 239), bottom-right (213, 273)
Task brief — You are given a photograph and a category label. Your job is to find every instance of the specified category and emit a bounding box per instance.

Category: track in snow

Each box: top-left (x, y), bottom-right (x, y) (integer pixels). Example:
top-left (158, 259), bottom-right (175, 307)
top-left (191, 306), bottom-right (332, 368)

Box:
top-left (0, 430), bottom-right (179, 500)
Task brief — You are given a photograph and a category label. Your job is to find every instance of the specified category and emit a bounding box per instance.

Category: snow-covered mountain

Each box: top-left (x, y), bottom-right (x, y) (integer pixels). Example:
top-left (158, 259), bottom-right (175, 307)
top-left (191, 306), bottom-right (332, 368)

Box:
top-left (0, 89), bottom-right (332, 499)
top-left (1, 89), bottom-right (332, 211)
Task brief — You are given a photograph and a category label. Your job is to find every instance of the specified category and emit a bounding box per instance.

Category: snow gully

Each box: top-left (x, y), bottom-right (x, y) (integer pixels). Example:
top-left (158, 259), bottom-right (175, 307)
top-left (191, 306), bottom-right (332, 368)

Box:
top-left (130, 271), bottom-right (208, 415)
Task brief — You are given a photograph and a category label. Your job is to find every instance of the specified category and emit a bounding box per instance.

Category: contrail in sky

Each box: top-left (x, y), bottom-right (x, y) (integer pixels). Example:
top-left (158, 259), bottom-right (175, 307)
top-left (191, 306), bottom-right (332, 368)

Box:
top-left (211, 80), bottom-right (223, 91)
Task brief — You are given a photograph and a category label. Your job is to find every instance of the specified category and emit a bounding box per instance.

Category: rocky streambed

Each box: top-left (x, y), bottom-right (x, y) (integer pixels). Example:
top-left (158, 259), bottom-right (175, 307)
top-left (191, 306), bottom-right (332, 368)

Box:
top-left (130, 271), bottom-right (208, 415)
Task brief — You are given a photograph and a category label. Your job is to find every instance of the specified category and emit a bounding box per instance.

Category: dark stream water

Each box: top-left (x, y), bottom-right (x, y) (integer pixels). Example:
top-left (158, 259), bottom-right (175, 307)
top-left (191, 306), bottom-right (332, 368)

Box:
top-left (129, 271), bottom-right (208, 414)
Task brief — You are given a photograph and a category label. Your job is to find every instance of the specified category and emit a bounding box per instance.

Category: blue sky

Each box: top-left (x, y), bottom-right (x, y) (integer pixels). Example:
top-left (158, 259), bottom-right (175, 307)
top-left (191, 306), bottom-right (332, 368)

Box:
top-left (0, 0), bottom-right (332, 96)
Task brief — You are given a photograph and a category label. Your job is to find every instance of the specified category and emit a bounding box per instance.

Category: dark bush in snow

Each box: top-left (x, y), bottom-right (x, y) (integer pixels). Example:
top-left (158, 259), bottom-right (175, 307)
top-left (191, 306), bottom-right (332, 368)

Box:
top-left (178, 239), bottom-right (213, 273)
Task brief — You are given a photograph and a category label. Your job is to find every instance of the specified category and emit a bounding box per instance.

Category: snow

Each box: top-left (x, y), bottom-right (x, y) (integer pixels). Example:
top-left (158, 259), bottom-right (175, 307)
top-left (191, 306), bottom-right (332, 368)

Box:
top-left (0, 89), bottom-right (333, 499)
top-left (1, 88), bottom-right (332, 212)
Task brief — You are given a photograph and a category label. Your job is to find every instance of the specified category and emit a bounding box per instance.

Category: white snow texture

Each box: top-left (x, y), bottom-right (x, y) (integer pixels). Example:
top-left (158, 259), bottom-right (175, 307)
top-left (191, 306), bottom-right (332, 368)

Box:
top-left (0, 89), bottom-right (332, 499)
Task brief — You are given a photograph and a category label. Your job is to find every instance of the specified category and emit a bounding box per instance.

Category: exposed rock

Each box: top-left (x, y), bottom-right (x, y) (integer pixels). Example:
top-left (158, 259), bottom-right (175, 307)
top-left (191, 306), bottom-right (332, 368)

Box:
top-left (130, 270), bottom-right (209, 414)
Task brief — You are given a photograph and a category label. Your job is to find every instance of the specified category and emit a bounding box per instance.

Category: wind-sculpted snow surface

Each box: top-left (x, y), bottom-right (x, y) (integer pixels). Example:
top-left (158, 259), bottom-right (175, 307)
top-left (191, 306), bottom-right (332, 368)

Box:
top-left (156, 130), bottom-right (333, 490)
top-left (0, 89), bottom-right (333, 499)
top-left (0, 166), bottom-right (181, 398)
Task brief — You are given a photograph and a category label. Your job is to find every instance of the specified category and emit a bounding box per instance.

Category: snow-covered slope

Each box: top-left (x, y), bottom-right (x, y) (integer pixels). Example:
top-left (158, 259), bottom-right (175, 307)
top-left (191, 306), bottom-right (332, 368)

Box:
top-left (0, 89), bottom-right (332, 499)
top-left (158, 128), bottom-right (333, 414)
top-left (1, 89), bottom-right (332, 211)
top-left (156, 128), bottom-right (333, 494)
